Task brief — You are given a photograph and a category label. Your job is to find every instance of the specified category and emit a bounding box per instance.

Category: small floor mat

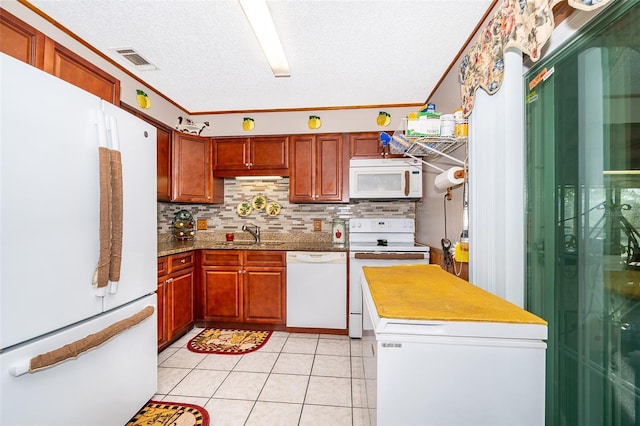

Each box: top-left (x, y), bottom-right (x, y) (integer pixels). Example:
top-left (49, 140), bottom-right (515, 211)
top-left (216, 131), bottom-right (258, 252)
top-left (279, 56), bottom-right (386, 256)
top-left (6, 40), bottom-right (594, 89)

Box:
top-left (187, 328), bottom-right (272, 354)
top-left (127, 400), bottom-right (209, 426)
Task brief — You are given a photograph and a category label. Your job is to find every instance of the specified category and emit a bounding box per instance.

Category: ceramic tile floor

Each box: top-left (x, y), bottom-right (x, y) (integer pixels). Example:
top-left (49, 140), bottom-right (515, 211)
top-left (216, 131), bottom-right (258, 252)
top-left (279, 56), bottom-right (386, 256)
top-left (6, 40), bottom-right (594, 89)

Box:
top-left (154, 327), bottom-right (373, 426)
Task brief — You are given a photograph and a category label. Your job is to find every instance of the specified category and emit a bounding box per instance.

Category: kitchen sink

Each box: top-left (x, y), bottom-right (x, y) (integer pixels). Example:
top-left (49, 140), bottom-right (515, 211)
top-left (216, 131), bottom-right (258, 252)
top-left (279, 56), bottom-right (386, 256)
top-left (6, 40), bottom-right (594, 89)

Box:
top-left (257, 241), bottom-right (284, 247)
top-left (226, 241), bottom-right (284, 247)
top-left (227, 241), bottom-right (255, 246)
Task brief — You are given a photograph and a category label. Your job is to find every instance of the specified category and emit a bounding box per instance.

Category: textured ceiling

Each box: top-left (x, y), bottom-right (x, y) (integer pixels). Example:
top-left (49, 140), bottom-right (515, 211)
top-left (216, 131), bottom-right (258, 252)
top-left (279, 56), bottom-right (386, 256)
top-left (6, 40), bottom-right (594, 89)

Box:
top-left (29, 0), bottom-right (491, 113)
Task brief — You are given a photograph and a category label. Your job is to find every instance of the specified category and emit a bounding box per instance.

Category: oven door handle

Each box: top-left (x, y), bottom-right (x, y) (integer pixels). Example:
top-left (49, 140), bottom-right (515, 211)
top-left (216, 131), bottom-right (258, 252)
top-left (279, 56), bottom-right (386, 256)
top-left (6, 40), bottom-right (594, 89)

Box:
top-left (354, 253), bottom-right (427, 260)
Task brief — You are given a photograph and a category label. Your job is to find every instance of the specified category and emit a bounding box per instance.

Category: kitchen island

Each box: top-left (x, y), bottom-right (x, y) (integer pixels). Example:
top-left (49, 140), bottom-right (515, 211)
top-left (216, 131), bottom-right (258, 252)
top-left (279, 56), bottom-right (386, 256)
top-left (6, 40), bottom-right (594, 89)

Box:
top-left (361, 264), bottom-right (547, 426)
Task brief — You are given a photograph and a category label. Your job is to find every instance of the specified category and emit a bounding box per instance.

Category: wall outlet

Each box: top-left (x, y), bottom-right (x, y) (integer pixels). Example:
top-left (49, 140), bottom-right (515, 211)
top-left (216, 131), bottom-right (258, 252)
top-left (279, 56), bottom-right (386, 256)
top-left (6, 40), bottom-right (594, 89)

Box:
top-left (196, 219), bottom-right (208, 230)
top-left (313, 219), bottom-right (322, 232)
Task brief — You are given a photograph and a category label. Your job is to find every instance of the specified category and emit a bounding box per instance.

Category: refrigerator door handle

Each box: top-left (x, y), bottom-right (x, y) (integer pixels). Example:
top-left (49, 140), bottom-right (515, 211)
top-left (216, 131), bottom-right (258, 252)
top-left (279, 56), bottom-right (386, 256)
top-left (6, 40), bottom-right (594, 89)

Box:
top-left (106, 115), bottom-right (123, 295)
top-left (93, 110), bottom-right (110, 297)
top-left (8, 305), bottom-right (154, 377)
top-left (93, 113), bottom-right (124, 297)
top-left (96, 110), bottom-right (108, 148)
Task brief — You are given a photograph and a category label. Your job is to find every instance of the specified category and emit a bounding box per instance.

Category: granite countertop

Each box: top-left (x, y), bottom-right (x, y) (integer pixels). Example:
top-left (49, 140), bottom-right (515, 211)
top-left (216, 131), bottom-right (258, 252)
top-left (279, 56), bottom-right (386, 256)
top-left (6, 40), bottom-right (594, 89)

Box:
top-left (157, 231), bottom-right (346, 257)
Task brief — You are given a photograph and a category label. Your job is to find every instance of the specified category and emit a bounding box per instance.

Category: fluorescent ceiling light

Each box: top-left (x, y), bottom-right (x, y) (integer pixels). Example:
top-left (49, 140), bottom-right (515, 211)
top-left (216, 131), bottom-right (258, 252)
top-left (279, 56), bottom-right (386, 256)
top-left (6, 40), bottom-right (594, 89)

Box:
top-left (235, 176), bottom-right (283, 181)
top-left (238, 0), bottom-right (290, 77)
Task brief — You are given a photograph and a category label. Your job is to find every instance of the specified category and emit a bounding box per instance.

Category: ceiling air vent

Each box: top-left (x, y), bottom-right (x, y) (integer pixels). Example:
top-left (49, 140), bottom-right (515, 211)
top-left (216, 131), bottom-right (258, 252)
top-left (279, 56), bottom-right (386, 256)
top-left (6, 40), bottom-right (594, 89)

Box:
top-left (112, 47), bottom-right (158, 71)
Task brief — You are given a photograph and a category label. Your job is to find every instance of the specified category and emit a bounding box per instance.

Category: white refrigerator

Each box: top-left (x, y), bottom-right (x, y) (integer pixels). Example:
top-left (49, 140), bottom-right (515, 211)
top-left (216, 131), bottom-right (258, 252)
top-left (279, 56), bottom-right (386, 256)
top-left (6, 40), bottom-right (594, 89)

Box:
top-left (0, 53), bottom-right (158, 425)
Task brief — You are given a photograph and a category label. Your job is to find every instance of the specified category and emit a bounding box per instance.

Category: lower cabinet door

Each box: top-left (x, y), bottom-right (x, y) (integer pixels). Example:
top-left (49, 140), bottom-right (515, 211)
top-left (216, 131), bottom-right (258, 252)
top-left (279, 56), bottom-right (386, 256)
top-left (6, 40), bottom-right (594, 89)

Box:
top-left (168, 268), bottom-right (194, 336)
top-left (202, 267), bottom-right (243, 322)
top-left (156, 279), bottom-right (168, 348)
top-left (244, 268), bottom-right (285, 324)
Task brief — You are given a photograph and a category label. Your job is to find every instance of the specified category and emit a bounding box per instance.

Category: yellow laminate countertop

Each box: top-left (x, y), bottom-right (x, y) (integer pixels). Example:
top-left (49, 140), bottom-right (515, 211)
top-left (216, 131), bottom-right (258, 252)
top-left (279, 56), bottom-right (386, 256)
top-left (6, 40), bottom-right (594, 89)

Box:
top-left (362, 264), bottom-right (546, 325)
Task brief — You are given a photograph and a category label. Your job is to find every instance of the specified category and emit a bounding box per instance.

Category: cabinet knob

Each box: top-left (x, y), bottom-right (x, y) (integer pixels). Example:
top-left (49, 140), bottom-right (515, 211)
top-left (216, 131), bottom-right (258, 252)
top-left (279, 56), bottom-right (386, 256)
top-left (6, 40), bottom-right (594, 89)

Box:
top-left (180, 259), bottom-right (186, 263)
top-left (245, 163), bottom-right (250, 167)
top-left (166, 278), bottom-right (173, 284)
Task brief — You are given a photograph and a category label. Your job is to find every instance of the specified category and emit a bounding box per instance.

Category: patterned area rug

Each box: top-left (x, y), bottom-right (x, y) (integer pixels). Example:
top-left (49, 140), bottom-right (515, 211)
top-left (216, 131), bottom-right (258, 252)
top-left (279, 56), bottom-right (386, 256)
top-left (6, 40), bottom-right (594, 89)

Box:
top-left (187, 328), bottom-right (272, 354)
top-left (127, 400), bottom-right (209, 426)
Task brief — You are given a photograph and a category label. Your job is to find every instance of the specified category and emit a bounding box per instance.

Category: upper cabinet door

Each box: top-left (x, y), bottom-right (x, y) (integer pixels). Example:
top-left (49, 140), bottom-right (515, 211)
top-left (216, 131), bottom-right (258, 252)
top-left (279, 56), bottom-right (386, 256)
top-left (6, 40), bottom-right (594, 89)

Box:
top-left (349, 132), bottom-right (402, 158)
top-left (315, 134), bottom-right (344, 202)
top-left (172, 131), bottom-right (223, 203)
top-left (156, 126), bottom-right (172, 201)
top-left (289, 134), bottom-right (347, 203)
top-left (0, 10), bottom-right (44, 68)
top-left (213, 136), bottom-right (289, 177)
top-left (289, 135), bottom-right (316, 202)
top-left (249, 136), bottom-right (289, 172)
top-left (0, 10), bottom-right (119, 104)
top-left (43, 40), bottom-right (120, 104)
top-left (213, 137), bottom-right (250, 173)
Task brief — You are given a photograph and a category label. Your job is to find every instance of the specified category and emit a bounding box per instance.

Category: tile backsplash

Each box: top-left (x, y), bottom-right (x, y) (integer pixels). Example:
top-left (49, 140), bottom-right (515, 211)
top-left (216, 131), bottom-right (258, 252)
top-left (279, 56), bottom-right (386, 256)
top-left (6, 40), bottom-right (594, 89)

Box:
top-left (158, 178), bottom-right (415, 236)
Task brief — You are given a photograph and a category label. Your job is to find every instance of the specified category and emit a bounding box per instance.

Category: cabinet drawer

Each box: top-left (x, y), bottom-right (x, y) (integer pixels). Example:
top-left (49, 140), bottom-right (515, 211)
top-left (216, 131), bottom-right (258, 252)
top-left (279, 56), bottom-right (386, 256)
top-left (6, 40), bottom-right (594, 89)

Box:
top-left (201, 250), bottom-right (243, 266)
top-left (169, 251), bottom-right (195, 272)
top-left (157, 256), bottom-right (169, 276)
top-left (244, 250), bottom-right (286, 267)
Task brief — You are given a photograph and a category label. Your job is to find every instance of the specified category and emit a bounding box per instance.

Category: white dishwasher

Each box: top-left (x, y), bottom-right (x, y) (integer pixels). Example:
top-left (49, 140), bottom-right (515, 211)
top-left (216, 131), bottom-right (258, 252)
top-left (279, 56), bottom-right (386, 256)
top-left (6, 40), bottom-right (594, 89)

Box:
top-left (286, 252), bottom-right (347, 329)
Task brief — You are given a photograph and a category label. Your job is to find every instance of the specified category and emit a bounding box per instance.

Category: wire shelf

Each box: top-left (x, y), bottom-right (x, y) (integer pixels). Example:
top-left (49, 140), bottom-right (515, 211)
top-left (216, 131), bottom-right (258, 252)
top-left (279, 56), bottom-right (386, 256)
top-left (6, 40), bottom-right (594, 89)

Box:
top-left (377, 118), bottom-right (468, 170)
top-left (387, 118), bottom-right (467, 159)
top-left (390, 135), bottom-right (467, 159)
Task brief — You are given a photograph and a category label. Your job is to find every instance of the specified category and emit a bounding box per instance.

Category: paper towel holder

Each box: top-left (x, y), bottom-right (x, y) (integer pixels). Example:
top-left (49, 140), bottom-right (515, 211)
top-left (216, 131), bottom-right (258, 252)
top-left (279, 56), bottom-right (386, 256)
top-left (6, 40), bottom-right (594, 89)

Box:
top-left (434, 166), bottom-right (466, 191)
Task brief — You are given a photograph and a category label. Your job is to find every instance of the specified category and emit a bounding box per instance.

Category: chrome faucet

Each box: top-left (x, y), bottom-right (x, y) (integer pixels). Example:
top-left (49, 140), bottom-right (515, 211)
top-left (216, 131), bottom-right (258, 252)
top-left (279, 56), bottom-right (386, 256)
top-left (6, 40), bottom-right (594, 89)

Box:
top-left (242, 223), bottom-right (260, 244)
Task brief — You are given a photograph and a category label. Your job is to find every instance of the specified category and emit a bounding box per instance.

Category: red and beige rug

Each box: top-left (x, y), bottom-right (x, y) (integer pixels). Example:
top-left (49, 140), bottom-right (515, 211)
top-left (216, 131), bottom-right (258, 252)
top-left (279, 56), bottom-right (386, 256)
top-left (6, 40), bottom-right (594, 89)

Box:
top-left (187, 328), bottom-right (272, 354)
top-left (127, 400), bottom-right (209, 426)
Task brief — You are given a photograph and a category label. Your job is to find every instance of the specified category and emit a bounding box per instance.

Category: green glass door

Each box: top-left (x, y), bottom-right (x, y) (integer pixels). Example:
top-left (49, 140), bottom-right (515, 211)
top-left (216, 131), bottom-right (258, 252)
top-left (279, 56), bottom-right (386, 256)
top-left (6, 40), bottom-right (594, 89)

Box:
top-left (525, 1), bottom-right (640, 425)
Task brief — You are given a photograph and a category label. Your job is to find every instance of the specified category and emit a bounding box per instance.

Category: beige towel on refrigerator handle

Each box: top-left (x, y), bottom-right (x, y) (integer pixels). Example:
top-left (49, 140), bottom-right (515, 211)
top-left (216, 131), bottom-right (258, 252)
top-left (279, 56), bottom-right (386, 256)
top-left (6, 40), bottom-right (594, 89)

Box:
top-left (94, 147), bottom-right (112, 289)
top-left (94, 146), bottom-right (123, 289)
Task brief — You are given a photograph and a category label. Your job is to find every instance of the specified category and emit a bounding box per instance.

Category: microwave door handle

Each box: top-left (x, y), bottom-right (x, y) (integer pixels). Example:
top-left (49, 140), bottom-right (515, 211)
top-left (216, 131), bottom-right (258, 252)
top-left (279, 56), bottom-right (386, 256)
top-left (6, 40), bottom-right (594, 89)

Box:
top-left (404, 170), bottom-right (410, 196)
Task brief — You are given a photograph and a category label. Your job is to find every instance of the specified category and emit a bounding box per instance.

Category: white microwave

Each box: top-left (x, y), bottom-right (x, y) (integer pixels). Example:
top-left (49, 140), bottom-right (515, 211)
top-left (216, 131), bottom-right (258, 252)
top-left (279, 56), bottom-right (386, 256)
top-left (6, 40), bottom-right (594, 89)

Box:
top-left (349, 158), bottom-right (422, 199)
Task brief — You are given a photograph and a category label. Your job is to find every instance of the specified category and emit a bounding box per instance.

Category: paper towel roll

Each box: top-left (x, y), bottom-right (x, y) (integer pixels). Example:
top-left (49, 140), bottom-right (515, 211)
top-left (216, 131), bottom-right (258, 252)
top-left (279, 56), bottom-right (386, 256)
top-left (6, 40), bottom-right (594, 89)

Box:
top-left (434, 167), bottom-right (465, 191)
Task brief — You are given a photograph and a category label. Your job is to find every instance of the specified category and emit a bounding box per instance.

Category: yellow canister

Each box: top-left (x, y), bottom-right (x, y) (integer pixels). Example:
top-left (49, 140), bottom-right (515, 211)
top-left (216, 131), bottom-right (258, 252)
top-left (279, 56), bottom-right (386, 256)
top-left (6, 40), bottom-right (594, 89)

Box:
top-left (453, 109), bottom-right (468, 138)
top-left (455, 121), bottom-right (468, 138)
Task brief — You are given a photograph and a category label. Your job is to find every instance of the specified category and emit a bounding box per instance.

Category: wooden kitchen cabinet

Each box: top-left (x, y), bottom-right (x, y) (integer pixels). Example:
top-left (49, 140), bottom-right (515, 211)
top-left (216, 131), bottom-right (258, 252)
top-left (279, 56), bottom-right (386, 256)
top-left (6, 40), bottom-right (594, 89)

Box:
top-left (289, 133), bottom-right (348, 203)
top-left (124, 105), bottom-right (224, 204)
top-left (199, 250), bottom-right (286, 325)
top-left (172, 131), bottom-right (224, 203)
top-left (349, 132), bottom-right (403, 158)
top-left (200, 250), bottom-right (243, 322)
top-left (155, 123), bottom-right (172, 201)
top-left (0, 9), bottom-right (45, 68)
top-left (244, 250), bottom-right (287, 324)
top-left (0, 10), bottom-right (119, 104)
top-left (213, 136), bottom-right (289, 177)
top-left (43, 40), bottom-right (120, 104)
top-left (157, 252), bottom-right (195, 350)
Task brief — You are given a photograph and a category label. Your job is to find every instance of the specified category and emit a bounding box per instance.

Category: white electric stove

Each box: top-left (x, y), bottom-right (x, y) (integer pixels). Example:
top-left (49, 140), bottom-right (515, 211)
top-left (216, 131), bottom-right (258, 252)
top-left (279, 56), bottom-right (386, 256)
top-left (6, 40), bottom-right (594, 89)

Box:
top-left (348, 218), bottom-right (430, 338)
